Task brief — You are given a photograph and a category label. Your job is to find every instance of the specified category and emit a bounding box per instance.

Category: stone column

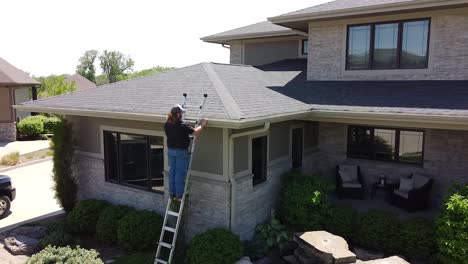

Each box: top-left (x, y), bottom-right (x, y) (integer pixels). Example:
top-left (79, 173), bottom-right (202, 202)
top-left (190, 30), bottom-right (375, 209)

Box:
top-left (0, 123), bottom-right (16, 142)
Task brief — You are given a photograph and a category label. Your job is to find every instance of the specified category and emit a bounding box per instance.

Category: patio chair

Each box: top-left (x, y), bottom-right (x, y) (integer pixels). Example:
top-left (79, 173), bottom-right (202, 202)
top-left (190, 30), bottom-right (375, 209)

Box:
top-left (336, 164), bottom-right (365, 199)
top-left (387, 173), bottom-right (434, 212)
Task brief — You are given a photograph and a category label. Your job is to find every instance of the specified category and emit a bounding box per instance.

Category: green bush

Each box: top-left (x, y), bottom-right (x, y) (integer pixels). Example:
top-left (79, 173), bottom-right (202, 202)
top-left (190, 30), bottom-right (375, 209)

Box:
top-left (17, 116), bottom-right (44, 138)
top-left (436, 185), bottom-right (468, 264)
top-left (356, 210), bottom-right (401, 253)
top-left (43, 116), bottom-right (61, 133)
top-left (40, 222), bottom-right (75, 248)
top-left (96, 205), bottom-right (132, 243)
top-left (117, 210), bottom-right (163, 251)
top-left (27, 245), bottom-right (103, 264)
top-left (324, 205), bottom-right (361, 243)
top-left (51, 118), bottom-right (77, 212)
top-left (278, 171), bottom-right (332, 231)
top-left (400, 218), bottom-right (436, 260)
top-left (186, 228), bottom-right (243, 264)
top-left (247, 215), bottom-right (290, 258)
top-left (68, 199), bottom-right (110, 234)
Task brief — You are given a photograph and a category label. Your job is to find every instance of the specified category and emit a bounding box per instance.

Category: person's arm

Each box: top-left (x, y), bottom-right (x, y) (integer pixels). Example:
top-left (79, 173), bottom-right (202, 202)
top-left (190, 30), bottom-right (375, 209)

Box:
top-left (192, 118), bottom-right (207, 137)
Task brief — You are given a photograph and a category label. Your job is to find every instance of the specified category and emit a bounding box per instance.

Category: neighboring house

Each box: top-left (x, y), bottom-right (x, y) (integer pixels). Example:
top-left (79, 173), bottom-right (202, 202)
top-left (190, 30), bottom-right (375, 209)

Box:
top-left (0, 57), bottom-right (39, 142)
top-left (15, 0), bottom-right (468, 241)
top-left (65, 73), bottom-right (97, 91)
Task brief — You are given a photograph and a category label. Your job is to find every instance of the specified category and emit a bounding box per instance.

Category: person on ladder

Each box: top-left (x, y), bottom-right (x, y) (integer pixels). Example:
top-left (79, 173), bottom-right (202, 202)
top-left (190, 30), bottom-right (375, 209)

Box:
top-left (164, 104), bottom-right (207, 201)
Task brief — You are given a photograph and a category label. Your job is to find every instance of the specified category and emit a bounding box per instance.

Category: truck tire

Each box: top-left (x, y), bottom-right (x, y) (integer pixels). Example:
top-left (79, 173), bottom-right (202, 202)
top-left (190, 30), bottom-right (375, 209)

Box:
top-left (0, 196), bottom-right (11, 219)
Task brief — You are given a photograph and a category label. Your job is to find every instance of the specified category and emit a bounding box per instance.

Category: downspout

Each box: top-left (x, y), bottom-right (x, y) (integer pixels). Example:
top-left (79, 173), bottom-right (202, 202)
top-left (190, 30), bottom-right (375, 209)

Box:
top-left (228, 122), bottom-right (270, 231)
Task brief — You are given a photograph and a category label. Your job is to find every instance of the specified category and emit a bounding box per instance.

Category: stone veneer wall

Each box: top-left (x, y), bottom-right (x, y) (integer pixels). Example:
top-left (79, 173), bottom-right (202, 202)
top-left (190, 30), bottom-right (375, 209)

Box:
top-left (310, 122), bottom-right (468, 206)
top-left (307, 9), bottom-right (468, 80)
top-left (74, 153), bottom-right (230, 241)
top-left (0, 123), bottom-right (16, 142)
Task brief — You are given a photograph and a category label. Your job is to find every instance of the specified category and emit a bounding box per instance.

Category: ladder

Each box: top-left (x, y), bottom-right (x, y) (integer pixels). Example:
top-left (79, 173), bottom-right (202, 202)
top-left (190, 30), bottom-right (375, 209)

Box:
top-left (154, 93), bottom-right (208, 264)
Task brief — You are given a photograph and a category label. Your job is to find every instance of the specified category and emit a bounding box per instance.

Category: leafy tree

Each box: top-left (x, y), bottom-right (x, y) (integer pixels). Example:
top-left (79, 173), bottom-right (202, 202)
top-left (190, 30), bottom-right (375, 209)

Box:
top-left (95, 74), bottom-right (109, 86)
top-left (99, 50), bottom-right (134, 83)
top-left (126, 66), bottom-right (174, 80)
top-left (36, 75), bottom-right (77, 98)
top-left (76, 50), bottom-right (98, 83)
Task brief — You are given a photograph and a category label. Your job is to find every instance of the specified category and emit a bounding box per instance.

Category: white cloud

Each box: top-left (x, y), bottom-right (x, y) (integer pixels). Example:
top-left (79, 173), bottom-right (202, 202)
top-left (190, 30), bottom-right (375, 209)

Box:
top-left (0, 0), bottom-right (328, 76)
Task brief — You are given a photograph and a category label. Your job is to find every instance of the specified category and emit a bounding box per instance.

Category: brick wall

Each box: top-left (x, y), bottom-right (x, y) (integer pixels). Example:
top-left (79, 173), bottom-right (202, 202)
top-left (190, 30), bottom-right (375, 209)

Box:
top-left (0, 123), bottom-right (16, 142)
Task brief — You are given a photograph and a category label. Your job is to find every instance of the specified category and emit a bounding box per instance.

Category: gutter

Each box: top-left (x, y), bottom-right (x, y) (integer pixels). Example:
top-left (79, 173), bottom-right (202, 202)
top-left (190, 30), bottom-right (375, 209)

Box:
top-left (227, 122), bottom-right (270, 231)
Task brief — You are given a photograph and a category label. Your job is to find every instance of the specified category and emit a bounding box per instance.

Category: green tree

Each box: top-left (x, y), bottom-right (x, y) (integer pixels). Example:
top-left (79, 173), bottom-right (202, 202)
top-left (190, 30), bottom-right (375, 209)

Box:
top-left (76, 50), bottom-right (98, 83)
top-left (36, 75), bottom-right (77, 98)
top-left (126, 66), bottom-right (174, 80)
top-left (99, 50), bottom-right (134, 83)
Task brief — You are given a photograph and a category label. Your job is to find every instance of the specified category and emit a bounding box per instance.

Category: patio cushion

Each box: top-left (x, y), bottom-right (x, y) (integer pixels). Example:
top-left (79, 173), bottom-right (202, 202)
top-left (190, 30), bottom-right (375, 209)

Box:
top-left (342, 182), bottom-right (362, 189)
top-left (399, 177), bottom-right (414, 192)
top-left (413, 173), bottom-right (430, 189)
top-left (339, 165), bottom-right (358, 182)
top-left (394, 189), bottom-right (409, 199)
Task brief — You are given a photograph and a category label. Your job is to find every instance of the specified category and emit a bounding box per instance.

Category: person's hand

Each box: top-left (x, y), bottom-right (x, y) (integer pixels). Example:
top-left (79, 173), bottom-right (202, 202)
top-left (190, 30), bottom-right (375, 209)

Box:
top-left (199, 118), bottom-right (208, 127)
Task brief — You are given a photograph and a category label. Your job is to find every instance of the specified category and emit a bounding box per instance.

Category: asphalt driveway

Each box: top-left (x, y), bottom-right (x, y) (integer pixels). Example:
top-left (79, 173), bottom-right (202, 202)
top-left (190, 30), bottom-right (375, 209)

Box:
top-left (0, 160), bottom-right (63, 232)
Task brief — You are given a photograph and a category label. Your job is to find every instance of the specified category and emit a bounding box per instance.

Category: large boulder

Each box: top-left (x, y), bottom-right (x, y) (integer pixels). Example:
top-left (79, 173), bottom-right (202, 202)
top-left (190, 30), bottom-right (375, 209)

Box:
top-left (3, 226), bottom-right (47, 255)
top-left (359, 256), bottom-right (410, 264)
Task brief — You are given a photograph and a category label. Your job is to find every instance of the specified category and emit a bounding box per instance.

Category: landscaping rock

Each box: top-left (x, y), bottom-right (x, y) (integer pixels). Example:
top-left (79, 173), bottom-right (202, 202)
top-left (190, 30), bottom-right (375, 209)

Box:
top-left (294, 231), bottom-right (356, 264)
top-left (235, 256), bottom-right (252, 264)
top-left (353, 247), bottom-right (384, 261)
top-left (7, 226), bottom-right (47, 239)
top-left (4, 235), bottom-right (40, 255)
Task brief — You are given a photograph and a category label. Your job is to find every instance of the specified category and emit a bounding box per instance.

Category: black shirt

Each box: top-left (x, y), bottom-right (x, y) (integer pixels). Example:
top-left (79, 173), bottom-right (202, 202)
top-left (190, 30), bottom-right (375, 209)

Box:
top-left (164, 120), bottom-right (195, 149)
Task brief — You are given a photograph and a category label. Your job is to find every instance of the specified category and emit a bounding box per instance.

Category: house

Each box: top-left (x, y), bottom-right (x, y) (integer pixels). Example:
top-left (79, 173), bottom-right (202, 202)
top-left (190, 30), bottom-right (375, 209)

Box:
top-left (65, 73), bottom-right (97, 91)
top-left (15, 0), bottom-right (468, 240)
top-left (0, 57), bottom-right (40, 142)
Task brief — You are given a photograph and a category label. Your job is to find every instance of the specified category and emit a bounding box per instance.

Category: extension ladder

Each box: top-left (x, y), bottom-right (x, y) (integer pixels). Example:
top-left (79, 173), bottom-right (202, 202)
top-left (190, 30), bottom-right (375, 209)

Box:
top-left (154, 93), bottom-right (208, 264)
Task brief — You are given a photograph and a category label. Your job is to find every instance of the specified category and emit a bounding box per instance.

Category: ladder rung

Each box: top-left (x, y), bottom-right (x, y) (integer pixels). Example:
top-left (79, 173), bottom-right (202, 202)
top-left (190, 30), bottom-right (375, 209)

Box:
top-left (155, 259), bottom-right (168, 264)
top-left (167, 210), bottom-right (179, 217)
top-left (158, 242), bottom-right (172, 249)
top-left (163, 226), bottom-right (176, 233)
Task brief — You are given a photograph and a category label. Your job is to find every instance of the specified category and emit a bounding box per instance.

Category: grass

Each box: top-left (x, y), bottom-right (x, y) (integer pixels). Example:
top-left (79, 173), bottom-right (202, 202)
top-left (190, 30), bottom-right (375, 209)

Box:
top-left (0, 151), bottom-right (20, 166)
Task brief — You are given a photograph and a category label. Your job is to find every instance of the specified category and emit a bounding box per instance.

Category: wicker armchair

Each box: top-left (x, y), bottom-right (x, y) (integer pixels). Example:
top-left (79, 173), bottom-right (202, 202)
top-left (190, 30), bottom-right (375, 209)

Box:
top-left (387, 174), bottom-right (434, 212)
top-left (335, 165), bottom-right (365, 199)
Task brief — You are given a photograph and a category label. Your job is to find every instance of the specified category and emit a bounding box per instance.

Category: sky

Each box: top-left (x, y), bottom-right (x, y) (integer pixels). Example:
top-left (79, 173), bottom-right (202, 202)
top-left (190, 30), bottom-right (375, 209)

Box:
top-left (0, 0), bottom-right (329, 77)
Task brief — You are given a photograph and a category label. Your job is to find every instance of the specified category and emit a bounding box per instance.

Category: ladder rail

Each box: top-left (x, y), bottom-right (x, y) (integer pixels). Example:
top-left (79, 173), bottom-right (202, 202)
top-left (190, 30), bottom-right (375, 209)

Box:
top-left (155, 93), bottom-right (208, 264)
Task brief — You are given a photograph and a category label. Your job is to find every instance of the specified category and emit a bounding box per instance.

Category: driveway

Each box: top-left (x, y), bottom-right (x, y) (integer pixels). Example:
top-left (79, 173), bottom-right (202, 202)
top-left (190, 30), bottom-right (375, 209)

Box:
top-left (0, 160), bottom-right (63, 232)
top-left (0, 140), bottom-right (50, 158)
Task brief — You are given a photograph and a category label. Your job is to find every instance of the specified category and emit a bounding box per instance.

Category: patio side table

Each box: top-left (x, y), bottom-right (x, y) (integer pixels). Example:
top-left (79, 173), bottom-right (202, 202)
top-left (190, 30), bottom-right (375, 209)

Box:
top-left (371, 182), bottom-right (393, 199)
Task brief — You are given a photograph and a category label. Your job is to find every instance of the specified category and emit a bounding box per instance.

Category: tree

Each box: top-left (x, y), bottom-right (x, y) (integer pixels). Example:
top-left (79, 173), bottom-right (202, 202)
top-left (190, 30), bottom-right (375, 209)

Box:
top-left (76, 50), bottom-right (98, 83)
top-left (99, 50), bottom-right (134, 83)
top-left (126, 66), bottom-right (174, 80)
top-left (36, 75), bottom-right (77, 98)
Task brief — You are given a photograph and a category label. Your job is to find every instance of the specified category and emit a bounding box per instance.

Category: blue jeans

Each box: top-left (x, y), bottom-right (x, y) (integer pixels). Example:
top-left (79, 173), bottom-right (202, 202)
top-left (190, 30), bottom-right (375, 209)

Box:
top-left (168, 148), bottom-right (189, 197)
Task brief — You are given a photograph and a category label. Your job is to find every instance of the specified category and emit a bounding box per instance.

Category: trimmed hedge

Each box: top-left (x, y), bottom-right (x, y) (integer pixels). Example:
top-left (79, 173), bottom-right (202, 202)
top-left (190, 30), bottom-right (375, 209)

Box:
top-left (400, 218), bottom-right (436, 260)
top-left (27, 246), bottom-right (103, 264)
top-left (67, 199), bottom-right (110, 234)
top-left (96, 205), bottom-right (133, 243)
top-left (356, 210), bottom-right (401, 253)
top-left (436, 185), bottom-right (468, 264)
top-left (324, 205), bottom-right (361, 243)
top-left (17, 117), bottom-right (44, 138)
top-left (117, 210), bottom-right (163, 251)
top-left (43, 116), bottom-right (61, 133)
top-left (187, 228), bottom-right (243, 264)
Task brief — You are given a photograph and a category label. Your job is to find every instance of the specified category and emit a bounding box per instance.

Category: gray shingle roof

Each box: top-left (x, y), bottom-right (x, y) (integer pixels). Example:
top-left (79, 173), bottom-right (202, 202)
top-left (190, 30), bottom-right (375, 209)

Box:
top-left (65, 73), bottom-right (97, 90)
top-left (0, 57), bottom-right (39, 86)
top-left (201, 21), bottom-right (300, 44)
top-left (19, 62), bottom-right (310, 122)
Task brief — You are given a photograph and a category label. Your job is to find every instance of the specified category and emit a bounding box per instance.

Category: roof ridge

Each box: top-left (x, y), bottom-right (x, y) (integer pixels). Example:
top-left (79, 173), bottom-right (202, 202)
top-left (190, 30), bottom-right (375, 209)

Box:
top-left (202, 63), bottom-right (244, 120)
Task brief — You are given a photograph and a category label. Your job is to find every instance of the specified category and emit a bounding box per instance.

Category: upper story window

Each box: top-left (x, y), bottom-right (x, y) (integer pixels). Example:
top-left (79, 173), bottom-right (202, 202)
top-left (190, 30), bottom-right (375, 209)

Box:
top-left (346, 19), bottom-right (430, 70)
top-left (301, 39), bottom-right (308, 55)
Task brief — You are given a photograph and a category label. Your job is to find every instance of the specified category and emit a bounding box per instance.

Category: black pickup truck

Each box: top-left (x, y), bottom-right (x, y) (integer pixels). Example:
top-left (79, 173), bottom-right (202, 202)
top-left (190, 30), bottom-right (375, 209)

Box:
top-left (0, 175), bottom-right (16, 219)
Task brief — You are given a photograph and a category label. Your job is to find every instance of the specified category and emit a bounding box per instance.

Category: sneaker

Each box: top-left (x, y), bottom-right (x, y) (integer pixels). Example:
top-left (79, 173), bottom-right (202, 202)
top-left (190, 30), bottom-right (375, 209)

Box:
top-left (175, 196), bottom-right (183, 202)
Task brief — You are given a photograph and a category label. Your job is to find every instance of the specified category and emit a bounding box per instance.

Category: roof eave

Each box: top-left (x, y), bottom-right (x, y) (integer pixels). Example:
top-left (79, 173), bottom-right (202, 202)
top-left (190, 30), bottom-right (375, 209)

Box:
top-left (201, 30), bottom-right (306, 44)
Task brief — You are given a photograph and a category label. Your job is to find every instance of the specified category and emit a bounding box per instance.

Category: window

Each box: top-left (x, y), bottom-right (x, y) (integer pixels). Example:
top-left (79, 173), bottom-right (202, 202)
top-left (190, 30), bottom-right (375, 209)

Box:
top-left (347, 126), bottom-right (424, 164)
top-left (301, 39), bottom-right (308, 55)
top-left (346, 19), bottom-right (430, 70)
top-left (252, 136), bottom-right (267, 185)
top-left (103, 131), bottom-right (165, 192)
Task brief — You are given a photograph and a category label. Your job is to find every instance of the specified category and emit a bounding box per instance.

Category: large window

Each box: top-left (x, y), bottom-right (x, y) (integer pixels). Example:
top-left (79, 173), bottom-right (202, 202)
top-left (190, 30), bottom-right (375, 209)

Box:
top-left (346, 19), bottom-right (430, 70)
top-left (252, 136), bottom-right (267, 185)
top-left (347, 126), bottom-right (424, 165)
top-left (301, 39), bottom-right (309, 55)
top-left (104, 131), bottom-right (165, 193)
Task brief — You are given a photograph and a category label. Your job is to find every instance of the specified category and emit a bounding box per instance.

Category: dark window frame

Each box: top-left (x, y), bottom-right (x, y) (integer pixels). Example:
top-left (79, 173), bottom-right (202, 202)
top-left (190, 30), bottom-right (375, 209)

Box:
top-left (252, 135), bottom-right (268, 186)
top-left (301, 39), bottom-right (308, 55)
top-left (346, 18), bottom-right (431, 70)
top-left (347, 126), bottom-right (425, 165)
top-left (103, 130), bottom-right (165, 194)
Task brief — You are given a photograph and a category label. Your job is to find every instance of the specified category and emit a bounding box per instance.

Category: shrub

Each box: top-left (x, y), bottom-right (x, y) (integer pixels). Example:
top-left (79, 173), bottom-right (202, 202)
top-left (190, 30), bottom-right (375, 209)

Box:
top-left (0, 151), bottom-right (20, 166)
top-left (43, 116), bottom-right (61, 133)
top-left (51, 118), bottom-right (77, 212)
top-left (114, 252), bottom-right (154, 264)
top-left (186, 228), bottom-right (243, 264)
top-left (40, 222), bottom-right (75, 248)
top-left (324, 205), bottom-right (361, 243)
top-left (400, 218), bottom-right (436, 260)
top-left (356, 210), bottom-right (401, 253)
top-left (436, 185), bottom-right (468, 264)
top-left (247, 215), bottom-right (290, 258)
top-left (68, 199), bottom-right (110, 234)
top-left (117, 210), bottom-right (163, 251)
top-left (27, 245), bottom-right (103, 264)
top-left (278, 171), bottom-right (332, 231)
top-left (96, 205), bottom-right (132, 243)
top-left (17, 116), bottom-right (44, 138)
